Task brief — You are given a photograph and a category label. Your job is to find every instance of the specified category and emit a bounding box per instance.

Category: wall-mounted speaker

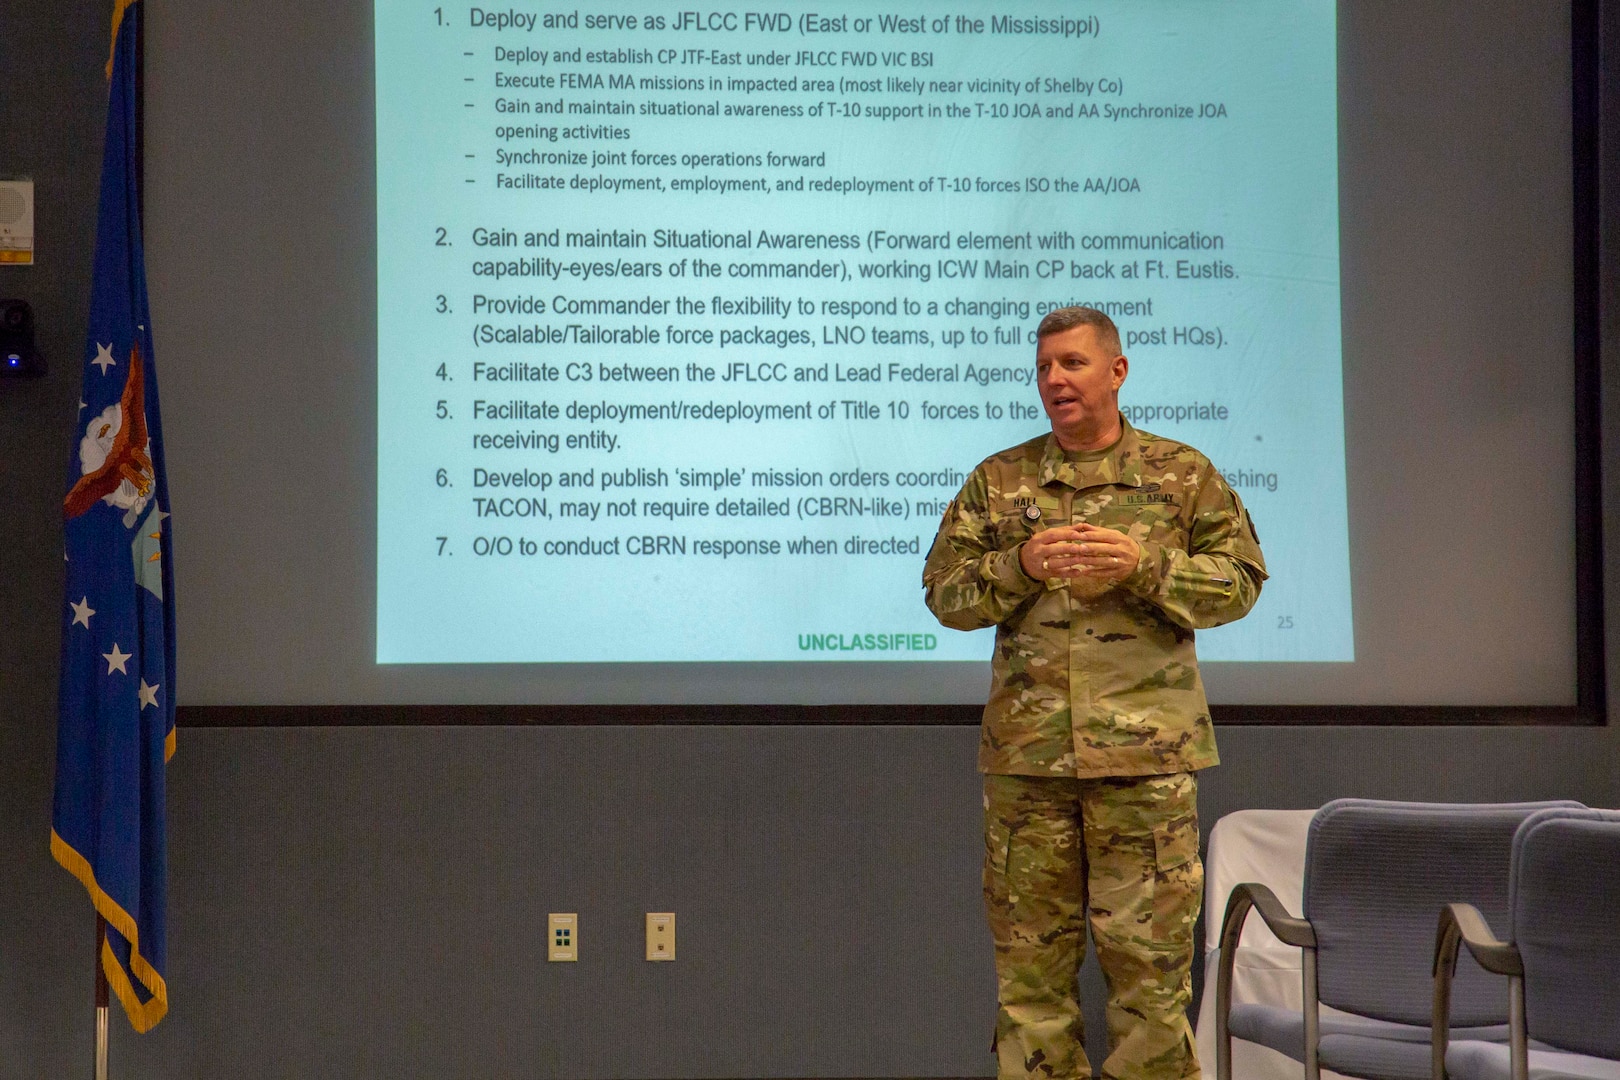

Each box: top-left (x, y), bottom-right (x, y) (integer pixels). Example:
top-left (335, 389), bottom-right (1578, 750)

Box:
top-left (0, 299), bottom-right (44, 379)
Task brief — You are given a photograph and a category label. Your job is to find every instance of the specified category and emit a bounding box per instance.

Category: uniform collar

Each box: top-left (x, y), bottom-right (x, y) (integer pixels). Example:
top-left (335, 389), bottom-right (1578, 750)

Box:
top-left (1038, 416), bottom-right (1144, 491)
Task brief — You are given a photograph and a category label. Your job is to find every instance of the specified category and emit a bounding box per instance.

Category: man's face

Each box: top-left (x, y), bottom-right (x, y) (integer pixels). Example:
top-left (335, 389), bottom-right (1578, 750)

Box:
top-left (1035, 324), bottom-right (1127, 439)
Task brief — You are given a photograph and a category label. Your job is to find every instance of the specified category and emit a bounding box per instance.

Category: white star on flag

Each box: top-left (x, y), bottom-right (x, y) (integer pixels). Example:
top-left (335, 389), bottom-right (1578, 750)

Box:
top-left (92, 343), bottom-right (117, 374)
top-left (138, 680), bottom-right (161, 709)
top-left (103, 644), bottom-right (132, 675)
top-left (70, 597), bottom-right (96, 628)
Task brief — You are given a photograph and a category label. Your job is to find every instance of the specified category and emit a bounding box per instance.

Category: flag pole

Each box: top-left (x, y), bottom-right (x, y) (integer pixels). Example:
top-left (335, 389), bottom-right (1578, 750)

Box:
top-left (94, 914), bottom-right (109, 1080)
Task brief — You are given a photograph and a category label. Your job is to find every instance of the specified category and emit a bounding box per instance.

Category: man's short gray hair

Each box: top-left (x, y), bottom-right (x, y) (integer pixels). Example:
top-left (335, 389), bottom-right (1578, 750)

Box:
top-left (1036, 306), bottom-right (1122, 356)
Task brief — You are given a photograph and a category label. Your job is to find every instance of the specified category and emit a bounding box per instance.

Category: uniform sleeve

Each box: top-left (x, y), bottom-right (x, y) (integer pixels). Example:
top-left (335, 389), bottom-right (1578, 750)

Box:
top-left (922, 467), bottom-right (1043, 631)
top-left (1119, 463), bottom-right (1268, 629)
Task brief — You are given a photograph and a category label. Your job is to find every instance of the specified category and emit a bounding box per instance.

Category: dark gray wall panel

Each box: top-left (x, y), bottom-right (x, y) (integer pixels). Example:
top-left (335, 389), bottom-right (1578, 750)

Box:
top-left (122, 726), bottom-right (998, 1078)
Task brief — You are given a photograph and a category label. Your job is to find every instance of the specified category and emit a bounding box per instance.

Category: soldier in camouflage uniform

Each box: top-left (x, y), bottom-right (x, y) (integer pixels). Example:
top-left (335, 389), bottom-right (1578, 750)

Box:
top-left (923, 306), bottom-right (1266, 1080)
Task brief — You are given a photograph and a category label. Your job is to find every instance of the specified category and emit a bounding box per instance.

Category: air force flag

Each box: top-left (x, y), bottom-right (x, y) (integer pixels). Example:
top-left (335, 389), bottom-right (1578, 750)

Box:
top-left (51, 0), bottom-right (176, 1033)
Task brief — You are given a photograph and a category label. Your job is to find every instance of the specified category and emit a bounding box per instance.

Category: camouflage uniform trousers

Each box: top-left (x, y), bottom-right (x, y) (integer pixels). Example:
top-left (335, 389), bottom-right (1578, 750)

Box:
top-left (984, 771), bottom-right (1203, 1080)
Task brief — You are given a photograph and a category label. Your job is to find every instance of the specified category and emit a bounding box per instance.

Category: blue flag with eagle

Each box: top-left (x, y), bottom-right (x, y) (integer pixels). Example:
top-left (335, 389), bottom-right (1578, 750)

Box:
top-left (51, 0), bottom-right (175, 1033)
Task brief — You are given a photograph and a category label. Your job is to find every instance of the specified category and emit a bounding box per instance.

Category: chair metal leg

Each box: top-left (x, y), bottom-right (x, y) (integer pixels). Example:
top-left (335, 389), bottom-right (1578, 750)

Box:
top-left (1508, 976), bottom-right (1527, 1080)
top-left (1303, 947), bottom-right (1321, 1080)
top-left (1215, 944), bottom-right (1233, 1080)
top-left (1215, 888), bottom-right (1255, 1080)
top-left (1433, 909), bottom-right (1461, 1080)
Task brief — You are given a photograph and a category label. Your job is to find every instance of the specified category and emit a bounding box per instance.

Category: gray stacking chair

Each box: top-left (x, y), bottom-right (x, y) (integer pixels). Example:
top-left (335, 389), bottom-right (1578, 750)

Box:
top-left (1215, 799), bottom-right (1583, 1080)
top-left (1433, 807), bottom-right (1620, 1080)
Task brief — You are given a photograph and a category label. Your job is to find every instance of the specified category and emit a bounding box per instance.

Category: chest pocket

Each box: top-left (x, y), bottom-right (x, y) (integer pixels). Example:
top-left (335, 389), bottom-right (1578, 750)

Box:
top-left (990, 508), bottom-right (1037, 547)
top-left (1083, 488), bottom-right (1189, 546)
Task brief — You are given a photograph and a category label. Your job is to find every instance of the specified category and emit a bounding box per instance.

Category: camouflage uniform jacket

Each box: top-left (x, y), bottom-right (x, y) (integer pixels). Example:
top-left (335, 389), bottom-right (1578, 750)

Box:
top-left (923, 419), bottom-right (1267, 779)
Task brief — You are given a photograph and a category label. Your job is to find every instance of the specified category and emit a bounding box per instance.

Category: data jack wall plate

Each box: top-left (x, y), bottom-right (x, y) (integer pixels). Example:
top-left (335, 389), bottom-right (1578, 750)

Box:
top-left (548, 913), bottom-right (577, 962)
top-left (646, 912), bottom-right (675, 961)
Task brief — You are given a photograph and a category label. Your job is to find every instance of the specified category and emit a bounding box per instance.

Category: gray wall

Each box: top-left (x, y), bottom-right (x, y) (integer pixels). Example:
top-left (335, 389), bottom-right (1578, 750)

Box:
top-left (2, 2), bottom-right (1617, 1077)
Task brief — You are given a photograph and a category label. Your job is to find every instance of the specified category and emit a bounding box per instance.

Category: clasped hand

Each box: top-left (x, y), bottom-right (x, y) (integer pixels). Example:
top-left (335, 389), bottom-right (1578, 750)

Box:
top-left (1019, 523), bottom-right (1140, 583)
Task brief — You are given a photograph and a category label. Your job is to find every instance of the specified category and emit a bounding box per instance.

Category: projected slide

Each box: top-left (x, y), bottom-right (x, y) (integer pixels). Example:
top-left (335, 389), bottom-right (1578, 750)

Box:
top-left (376, 1), bottom-right (1351, 664)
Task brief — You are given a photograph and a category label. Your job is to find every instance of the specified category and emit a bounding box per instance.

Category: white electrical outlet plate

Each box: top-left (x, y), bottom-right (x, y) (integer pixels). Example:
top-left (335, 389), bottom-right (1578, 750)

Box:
top-left (646, 912), bottom-right (675, 961)
top-left (548, 913), bottom-right (577, 962)
top-left (0, 180), bottom-right (34, 265)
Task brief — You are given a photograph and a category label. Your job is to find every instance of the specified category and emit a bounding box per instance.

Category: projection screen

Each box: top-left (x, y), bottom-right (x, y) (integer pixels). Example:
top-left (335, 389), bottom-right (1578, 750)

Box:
top-left (142, 0), bottom-right (1597, 714)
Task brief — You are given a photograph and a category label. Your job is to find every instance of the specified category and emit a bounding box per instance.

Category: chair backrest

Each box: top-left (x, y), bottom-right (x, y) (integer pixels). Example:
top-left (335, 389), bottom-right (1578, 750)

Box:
top-left (1301, 799), bottom-right (1583, 1026)
top-left (1511, 807), bottom-right (1620, 1058)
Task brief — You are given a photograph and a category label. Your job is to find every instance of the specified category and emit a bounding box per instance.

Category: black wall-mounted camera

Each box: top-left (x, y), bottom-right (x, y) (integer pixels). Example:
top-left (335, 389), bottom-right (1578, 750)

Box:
top-left (0, 299), bottom-right (45, 379)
